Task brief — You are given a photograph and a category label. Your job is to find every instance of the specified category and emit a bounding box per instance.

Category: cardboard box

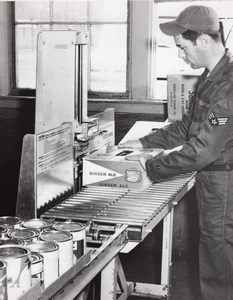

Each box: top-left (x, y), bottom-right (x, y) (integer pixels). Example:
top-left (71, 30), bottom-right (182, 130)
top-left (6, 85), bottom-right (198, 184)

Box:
top-left (167, 75), bottom-right (199, 121)
top-left (83, 147), bottom-right (163, 189)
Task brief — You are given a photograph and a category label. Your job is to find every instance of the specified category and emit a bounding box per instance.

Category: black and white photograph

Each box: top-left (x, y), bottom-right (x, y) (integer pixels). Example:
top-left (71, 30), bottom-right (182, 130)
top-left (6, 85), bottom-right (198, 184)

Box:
top-left (0, 0), bottom-right (233, 299)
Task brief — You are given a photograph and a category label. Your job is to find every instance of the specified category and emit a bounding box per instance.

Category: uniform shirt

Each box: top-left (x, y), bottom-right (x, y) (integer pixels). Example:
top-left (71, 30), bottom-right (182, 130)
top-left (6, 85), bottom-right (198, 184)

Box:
top-left (140, 49), bottom-right (233, 182)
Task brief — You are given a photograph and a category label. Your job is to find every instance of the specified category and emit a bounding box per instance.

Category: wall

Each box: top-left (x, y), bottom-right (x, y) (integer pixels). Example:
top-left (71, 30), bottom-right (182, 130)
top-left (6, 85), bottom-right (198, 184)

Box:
top-left (0, 105), bottom-right (35, 215)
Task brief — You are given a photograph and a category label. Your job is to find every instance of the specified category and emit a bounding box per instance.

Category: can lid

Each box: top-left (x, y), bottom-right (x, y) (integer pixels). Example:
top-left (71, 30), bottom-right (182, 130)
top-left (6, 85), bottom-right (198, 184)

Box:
top-left (22, 218), bottom-right (53, 230)
top-left (0, 216), bottom-right (21, 226)
top-left (8, 228), bottom-right (39, 240)
top-left (40, 231), bottom-right (73, 243)
top-left (28, 241), bottom-right (59, 253)
top-left (54, 221), bottom-right (84, 232)
top-left (0, 245), bottom-right (30, 259)
top-left (0, 238), bottom-right (24, 246)
top-left (0, 225), bottom-right (7, 234)
top-left (30, 252), bottom-right (44, 274)
top-left (30, 252), bottom-right (43, 264)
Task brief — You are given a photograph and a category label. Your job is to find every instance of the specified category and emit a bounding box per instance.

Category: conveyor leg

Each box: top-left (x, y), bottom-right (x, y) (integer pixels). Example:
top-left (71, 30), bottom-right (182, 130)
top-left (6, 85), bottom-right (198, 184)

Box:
top-left (126, 209), bottom-right (175, 299)
top-left (161, 209), bottom-right (174, 299)
top-left (100, 255), bottom-right (134, 300)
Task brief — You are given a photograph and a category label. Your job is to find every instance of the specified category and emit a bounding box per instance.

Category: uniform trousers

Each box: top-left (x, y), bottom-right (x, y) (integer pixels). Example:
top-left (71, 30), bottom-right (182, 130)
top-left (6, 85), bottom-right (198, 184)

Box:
top-left (196, 170), bottom-right (233, 300)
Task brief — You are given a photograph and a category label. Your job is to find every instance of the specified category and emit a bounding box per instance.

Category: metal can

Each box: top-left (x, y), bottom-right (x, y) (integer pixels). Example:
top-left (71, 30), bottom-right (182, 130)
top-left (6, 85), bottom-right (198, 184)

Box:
top-left (22, 218), bottom-right (53, 232)
top-left (0, 238), bottom-right (24, 246)
top-left (0, 216), bottom-right (22, 229)
top-left (28, 241), bottom-right (58, 289)
top-left (8, 228), bottom-right (40, 244)
top-left (30, 252), bottom-right (44, 289)
top-left (40, 231), bottom-right (73, 276)
top-left (53, 221), bottom-right (85, 261)
top-left (0, 245), bottom-right (31, 299)
top-left (0, 260), bottom-right (7, 300)
top-left (0, 225), bottom-right (8, 239)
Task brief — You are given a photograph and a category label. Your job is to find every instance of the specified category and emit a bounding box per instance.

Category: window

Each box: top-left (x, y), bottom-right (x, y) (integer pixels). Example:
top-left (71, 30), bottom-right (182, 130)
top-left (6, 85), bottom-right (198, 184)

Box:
top-left (14, 0), bottom-right (128, 97)
top-left (155, 1), bottom-right (233, 100)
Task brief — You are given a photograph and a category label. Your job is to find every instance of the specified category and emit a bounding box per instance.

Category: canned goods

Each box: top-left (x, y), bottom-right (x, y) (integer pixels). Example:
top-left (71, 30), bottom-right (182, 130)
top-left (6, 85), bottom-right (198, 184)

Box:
top-left (0, 245), bottom-right (31, 299)
top-left (53, 221), bottom-right (85, 261)
top-left (0, 216), bottom-right (22, 229)
top-left (8, 228), bottom-right (40, 244)
top-left (0, 238), bottom-right (24, 246)
top-left (40, 231), bottom-right (73, 276)
top-left (0, 260), bottom-right (7, 300)
top-left (28, 241), bottom-right (58, 289)
top-left (30, 252), bottom-right (44, 288)
top-left (0, 225), bottom-right (8, 239)
top-left (22, 218), bottom-right (53, 232)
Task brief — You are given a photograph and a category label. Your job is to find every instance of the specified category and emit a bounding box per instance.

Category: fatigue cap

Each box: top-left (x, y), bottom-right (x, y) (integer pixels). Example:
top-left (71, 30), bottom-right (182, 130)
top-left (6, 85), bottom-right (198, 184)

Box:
top-left (159, 5), bottom-right (220, 36)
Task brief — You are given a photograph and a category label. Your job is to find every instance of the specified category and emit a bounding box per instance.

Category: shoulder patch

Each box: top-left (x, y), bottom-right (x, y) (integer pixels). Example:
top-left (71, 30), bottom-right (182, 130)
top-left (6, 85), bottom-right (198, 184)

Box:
top-left (208, 112), bottom-right (229, 126)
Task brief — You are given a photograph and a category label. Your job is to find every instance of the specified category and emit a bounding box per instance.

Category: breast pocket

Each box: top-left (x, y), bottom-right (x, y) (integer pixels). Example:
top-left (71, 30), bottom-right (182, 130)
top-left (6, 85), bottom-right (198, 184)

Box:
top-left (194, 98), bottom-right (210, 123)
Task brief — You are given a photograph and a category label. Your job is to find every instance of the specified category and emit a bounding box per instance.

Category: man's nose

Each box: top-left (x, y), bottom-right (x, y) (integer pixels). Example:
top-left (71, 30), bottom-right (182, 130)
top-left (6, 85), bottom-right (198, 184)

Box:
top-left (178, 48), bottom-right (185, 59)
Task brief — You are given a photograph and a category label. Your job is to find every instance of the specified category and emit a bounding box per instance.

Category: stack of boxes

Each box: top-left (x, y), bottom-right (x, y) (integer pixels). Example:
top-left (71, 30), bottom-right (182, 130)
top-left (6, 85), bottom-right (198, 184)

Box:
top-left (167, 75), bottom-right (199, 121)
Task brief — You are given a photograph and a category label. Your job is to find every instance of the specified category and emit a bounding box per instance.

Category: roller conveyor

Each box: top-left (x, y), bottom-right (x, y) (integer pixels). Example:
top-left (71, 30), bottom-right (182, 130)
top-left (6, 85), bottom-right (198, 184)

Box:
top-left (42, 172), bottom-right (195, 242)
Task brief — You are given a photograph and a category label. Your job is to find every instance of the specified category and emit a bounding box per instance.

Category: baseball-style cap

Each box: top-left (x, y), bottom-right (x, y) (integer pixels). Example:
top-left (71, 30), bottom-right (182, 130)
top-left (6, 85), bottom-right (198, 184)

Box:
top-left (159, 5), bottom-right (220, 36)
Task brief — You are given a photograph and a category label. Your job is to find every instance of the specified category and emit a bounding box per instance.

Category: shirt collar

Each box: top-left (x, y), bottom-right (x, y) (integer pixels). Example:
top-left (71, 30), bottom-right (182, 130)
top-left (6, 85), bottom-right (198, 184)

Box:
top-left (206, 49), bottom-right (232, 81)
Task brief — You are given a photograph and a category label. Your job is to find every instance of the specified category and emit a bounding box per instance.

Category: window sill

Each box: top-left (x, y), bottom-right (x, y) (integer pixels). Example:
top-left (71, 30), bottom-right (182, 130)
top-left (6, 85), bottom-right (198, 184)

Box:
top-left (88, 98), bottom-right (167, 115)
top-left (0, 96), bottom-right (167, 115)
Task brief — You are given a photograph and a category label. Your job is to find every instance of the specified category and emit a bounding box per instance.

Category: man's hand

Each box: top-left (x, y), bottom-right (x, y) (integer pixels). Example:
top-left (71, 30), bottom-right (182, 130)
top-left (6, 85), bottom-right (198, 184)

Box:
top-left (118, 139), bottom-right (143, 149)
top-left (126, 153), bottom-right (153, 170)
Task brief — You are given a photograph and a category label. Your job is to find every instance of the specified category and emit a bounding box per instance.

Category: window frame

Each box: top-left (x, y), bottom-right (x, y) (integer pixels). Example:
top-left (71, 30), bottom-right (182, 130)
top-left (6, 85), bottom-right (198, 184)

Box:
top-left (1, 0), bottom-right (166, 105)
top-left (10, 1), bottom-right (130, 99)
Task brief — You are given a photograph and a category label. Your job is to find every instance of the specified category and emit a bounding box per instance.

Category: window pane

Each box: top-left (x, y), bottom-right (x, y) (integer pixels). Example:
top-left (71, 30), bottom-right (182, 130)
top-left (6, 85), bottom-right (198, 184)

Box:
top-left (90, 24), bottom-right (127, 92)
top-left (53, 1), bottom-right (88, 22)
top-left (16, 24), bottom-right (50, 88)
top-left (15, 1), bottom-right (50, 22)
top-left (14, 1), bottom-right (128, 94)
top-left (90, 0), bottom-right (127, 22)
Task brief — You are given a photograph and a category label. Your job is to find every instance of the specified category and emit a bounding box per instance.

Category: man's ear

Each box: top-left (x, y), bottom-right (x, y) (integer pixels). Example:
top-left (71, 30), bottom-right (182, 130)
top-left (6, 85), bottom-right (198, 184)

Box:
top-left (197, 34), bottom-right (210, 48)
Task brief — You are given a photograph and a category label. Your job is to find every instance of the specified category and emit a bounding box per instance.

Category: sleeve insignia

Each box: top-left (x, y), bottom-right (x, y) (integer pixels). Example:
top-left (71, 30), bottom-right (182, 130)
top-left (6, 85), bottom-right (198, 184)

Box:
top-left (208, 113), bottom-right (229, 126)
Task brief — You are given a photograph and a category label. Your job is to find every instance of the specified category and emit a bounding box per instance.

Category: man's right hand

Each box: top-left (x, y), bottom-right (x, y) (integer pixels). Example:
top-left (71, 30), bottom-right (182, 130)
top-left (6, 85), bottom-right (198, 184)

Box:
top-left (118, 139), bottom-right (143, 149)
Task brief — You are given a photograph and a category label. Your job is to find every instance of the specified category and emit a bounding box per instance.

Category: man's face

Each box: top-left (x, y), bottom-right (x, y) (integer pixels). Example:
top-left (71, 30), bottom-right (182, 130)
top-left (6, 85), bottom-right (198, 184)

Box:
top-left (174, 34), bottom-right (204, 69)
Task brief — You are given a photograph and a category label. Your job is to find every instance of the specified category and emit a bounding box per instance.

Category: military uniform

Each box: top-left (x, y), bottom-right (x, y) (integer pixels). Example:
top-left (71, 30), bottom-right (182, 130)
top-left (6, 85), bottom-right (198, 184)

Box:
top-left (140, 49), bottom-right (233, 300)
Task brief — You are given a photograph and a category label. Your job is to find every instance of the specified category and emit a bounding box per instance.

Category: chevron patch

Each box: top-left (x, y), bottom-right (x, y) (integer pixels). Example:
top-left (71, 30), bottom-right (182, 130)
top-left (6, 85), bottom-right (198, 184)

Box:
top-left (208, 113), bottom-right (229, 126)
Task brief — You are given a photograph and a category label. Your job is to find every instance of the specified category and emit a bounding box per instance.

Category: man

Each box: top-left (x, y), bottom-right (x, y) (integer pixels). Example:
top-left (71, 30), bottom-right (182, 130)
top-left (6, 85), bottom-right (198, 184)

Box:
top-left (119, 5), bottom-right (233, 300)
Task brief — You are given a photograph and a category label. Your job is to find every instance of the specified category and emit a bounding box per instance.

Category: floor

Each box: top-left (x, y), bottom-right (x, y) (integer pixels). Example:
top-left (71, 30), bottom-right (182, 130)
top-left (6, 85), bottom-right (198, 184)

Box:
top-left (118, 217), bottom-right (203, 300)
top-left (128, 260), bottom-right (203, 300)
top-left (170, 260), bottom-right (203, 300)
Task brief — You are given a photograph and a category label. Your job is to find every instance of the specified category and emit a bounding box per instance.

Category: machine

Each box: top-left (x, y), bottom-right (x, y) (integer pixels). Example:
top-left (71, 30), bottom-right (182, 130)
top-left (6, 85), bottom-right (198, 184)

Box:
top-left (15, 31), bottom-right (195, 300)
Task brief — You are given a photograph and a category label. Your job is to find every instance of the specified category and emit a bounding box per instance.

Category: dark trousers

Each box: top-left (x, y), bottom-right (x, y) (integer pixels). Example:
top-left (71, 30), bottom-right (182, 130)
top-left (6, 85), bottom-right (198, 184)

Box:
top-left (196, 170), bottom-right (233, 300)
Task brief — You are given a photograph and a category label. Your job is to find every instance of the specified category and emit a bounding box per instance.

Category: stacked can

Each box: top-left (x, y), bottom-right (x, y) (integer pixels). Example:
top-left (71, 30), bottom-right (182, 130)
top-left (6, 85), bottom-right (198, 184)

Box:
top-left (0, 216), bottom-right (22, 229)
top-left (30, 252), bottom-right (44, 289)
top-left (8, 228), bottom-right (40, 245)
top-left (22, 218), bottom-right (53, 232)
top-left (28, 241), bottom-right (59, 289)
top-left (0, 225), bottom-right (8, 239)
top-left (53, 220), bottom-right (85, 262)
top-left (0, 261), bottom-right (7, 300)
top-left (40, 231), bottom-right (73, 276)
top-left (0, 245), bottom-right (31, 299)
top-left (0, 238), bottom-right (24, 246)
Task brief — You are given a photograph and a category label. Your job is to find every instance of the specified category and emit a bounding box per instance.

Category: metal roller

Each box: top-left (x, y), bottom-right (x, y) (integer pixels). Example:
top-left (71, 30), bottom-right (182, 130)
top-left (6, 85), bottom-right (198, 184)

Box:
top-left (41, 173), bottom-right (195, 242)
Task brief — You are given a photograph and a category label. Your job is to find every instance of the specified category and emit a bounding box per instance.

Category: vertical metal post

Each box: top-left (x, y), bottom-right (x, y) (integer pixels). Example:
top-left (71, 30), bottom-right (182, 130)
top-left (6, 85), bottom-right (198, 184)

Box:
top-left (101, 257), bottom-right (117, 300)
top-left (161, 208), bottom-right (174, 299)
